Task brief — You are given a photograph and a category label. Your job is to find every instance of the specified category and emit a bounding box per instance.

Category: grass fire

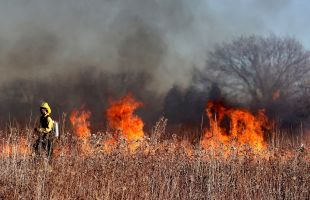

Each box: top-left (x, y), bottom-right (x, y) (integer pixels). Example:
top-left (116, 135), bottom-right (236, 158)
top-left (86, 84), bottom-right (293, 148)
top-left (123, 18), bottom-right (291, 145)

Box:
top-left (1, 94), bottom-right (310, 199)
top-left (1, 1), bottom-right (310, 199)
top-left (201, 101), bottom-right (269, 153)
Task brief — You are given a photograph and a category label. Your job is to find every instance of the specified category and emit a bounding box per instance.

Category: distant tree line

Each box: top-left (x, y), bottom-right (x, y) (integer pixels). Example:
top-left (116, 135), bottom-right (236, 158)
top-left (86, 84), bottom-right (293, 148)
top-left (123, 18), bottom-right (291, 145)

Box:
top-left (164, 34), bottom-right (310, 129)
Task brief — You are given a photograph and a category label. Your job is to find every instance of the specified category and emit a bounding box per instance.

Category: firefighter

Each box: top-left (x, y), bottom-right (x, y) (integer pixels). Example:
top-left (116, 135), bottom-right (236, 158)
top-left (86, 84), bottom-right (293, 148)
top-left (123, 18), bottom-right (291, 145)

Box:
top-left (33, 102), bottom-right (54, 157)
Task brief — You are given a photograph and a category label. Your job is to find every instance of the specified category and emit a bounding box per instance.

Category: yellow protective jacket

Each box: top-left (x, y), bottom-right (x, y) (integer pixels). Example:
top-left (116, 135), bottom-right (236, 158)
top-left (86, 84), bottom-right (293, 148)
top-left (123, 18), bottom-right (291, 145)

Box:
top-left (38, 102), bottom-right (54, 134)
top-left (38, 115), bottom-right (54, 134)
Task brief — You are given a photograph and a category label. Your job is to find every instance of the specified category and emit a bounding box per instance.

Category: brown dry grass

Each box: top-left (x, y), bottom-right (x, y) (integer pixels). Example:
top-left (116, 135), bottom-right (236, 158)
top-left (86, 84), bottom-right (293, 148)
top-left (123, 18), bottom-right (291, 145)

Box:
top-left (0, 123), bottom-right (310, 200)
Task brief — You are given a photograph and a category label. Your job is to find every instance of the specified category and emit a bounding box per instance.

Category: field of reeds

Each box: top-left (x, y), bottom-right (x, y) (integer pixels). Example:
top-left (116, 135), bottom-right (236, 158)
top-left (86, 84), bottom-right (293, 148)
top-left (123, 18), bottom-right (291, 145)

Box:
top-left (0, 121), bottom-right (310, 200)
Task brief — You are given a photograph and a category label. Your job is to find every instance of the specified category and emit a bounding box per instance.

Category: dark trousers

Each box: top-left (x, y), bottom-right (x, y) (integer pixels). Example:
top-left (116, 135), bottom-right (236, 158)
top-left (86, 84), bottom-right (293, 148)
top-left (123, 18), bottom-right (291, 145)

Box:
top-left (33, 133), bottom-right (53, 157)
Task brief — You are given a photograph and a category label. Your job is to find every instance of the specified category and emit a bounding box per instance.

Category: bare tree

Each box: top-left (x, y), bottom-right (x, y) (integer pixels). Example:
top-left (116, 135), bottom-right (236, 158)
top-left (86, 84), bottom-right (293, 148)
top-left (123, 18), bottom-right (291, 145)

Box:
top-left (205, 35), bottom-right (310, 108)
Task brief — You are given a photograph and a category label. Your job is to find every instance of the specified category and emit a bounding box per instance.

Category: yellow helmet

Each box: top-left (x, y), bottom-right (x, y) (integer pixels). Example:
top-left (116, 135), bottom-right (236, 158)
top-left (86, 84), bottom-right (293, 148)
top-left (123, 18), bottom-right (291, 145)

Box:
top-left (40, 102), bottom-right (52, 115)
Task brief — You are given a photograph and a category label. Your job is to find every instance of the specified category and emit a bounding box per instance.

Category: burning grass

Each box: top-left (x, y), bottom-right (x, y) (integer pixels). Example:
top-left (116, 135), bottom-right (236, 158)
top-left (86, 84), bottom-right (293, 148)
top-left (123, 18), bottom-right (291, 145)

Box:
top-left (201, 101), bottom-right (270, 154)
top-left (104, 94), bottom-right (145, 153)
top-left (0, 124), bottom-right (310, 200)
top-left (0, 97), bottom-right (310, 199)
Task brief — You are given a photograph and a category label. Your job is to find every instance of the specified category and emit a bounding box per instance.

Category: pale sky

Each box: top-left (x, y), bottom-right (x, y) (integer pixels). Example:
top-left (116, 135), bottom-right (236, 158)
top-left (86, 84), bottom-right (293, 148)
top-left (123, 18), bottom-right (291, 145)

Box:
top-left (205, 0), bottom-right (310, 47)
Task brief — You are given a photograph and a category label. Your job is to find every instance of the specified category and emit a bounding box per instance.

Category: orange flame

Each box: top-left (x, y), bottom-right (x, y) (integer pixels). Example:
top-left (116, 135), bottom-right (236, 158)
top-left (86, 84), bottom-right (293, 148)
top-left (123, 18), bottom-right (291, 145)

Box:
top-left (201, 101), bottom-right (270, 153)
top-left (105, 94), bottom-right (144, 152)
top-left (70, 107), bottom-right (92, 154)
top-left (70, 107), bottom-right (91, 141)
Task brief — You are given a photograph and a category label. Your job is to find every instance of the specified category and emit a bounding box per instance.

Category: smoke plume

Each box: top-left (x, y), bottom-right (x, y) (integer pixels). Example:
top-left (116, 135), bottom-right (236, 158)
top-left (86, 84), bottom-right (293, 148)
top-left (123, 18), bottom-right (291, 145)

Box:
top-left (0, 0), bottom-right (292, 127)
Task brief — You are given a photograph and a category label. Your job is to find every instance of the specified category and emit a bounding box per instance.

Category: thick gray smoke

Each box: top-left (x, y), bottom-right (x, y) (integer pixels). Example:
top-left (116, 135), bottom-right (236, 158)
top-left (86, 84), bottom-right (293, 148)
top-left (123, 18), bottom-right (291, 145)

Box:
top-left (0, 0), bottom-right (292, 127)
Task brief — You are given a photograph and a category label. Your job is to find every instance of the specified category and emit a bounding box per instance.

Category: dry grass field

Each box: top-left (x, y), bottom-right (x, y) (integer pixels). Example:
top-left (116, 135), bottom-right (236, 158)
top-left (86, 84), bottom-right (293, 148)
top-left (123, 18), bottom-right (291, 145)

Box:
top-left (0, 123), bottom-right (309, 200)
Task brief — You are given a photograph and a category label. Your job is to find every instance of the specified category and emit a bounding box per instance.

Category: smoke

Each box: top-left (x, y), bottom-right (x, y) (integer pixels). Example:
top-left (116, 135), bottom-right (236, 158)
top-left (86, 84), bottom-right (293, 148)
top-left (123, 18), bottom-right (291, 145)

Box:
top-left (0, 0), bottom-right (292, 126)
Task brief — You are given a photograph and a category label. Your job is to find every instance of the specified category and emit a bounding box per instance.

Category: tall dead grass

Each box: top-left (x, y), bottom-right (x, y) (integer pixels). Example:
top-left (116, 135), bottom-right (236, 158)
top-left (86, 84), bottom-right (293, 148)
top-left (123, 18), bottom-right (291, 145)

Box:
top-left (0, 120), bottom-right (309, 200)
